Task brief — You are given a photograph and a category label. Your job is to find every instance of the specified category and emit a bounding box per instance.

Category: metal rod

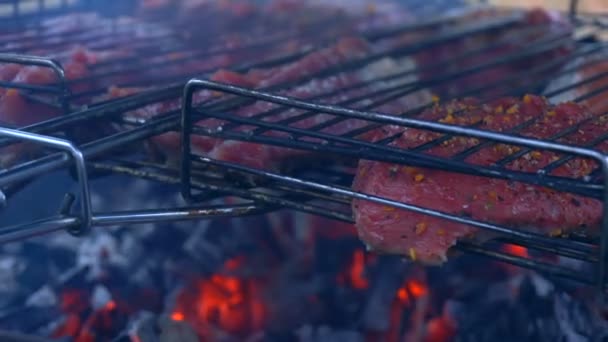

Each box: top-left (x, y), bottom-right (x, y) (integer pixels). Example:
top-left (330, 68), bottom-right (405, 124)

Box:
top-left (0, 127), bottom-right (91, 235)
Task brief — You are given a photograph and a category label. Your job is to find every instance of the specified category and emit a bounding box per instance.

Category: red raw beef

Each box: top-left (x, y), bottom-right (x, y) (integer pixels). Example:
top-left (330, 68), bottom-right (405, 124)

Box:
top-left (110, 69), bottom-right (258, 160)
top-left (198, 38), bottom-right (431, 171)
top-left (352, 95), bottom-right (602, 264)
top-left (116, 37), bottom-right (375, 166)
top-left (0, 47), bottom-right (107, 166)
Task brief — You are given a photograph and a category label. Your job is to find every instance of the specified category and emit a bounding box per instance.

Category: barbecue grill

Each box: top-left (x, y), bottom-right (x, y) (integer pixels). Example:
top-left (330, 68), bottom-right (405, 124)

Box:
top-left (0, 2), bottom-right (608, 337)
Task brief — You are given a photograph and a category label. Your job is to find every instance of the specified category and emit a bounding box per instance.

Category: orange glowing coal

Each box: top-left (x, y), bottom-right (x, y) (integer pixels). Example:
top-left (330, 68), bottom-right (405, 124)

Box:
top-left (171, 311), bottom-right (185, 321)
top-left (53, 293), bottom-right (119, 342)
top-left (337, 249), bottom-right (370, 290)
top-left (397, 279), bottom-right (428, 305)
top-left (59, 289), bottom-right (88, 314)
top-left (172, 258), bottom-right (266, 336)
top-left (425, 316), bottom-right (457, 342)
top-left (503, 243), bottom-right (528, 258)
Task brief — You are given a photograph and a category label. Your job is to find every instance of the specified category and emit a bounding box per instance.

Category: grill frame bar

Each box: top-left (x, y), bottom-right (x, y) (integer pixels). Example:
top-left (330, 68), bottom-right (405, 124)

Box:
top-left (0, 0), bottom-right (605, 290)
top-left (175, 14), bottom-right (608, 289)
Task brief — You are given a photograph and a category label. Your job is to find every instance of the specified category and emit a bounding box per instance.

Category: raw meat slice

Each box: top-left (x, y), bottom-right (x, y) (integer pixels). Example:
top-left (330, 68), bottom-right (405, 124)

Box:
top-left (352, 95), bottom-right (602, 264)
top-left (0, 47), bottom-right (107, 166)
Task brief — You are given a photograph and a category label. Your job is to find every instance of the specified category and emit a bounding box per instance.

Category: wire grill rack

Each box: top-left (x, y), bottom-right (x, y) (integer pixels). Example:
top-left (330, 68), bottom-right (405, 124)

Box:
top-left (0, 0), bottom-right (607, 291)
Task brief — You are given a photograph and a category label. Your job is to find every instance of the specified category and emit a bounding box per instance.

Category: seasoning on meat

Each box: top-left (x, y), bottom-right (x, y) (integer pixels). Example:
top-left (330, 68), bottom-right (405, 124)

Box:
top-left (352, 95), bottom-right (603, 265)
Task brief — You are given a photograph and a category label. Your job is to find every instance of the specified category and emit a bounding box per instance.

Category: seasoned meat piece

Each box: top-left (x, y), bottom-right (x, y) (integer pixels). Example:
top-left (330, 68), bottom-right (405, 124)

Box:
top-left (117, 35), bottom-right (430, 171)
top-left (111, 33), bottom-right (430, 170)
top-left (115, 38), bottom-right (365, 159)
top-left (210, 56), bottom-right (431, 170)
top-left (246, 37), bottom-right (370, 88)
top-left (352, 95), bottom-right (602, 264)
top-left (112, 69), bottom-right (258, 160)
top-left (0, 47), bottom-right (100, 127)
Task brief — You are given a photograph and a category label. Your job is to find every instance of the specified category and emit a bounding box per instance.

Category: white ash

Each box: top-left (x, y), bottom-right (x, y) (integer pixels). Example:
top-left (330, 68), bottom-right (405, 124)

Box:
top-left (125, 311), bottom-right (159, 342)
top-left (77, 231), bottom-right (129, 279)
top-left (0, 256), bottom-right (26, 293)
top-left (91, 285), bottom-right (113, 310)
top-left (157, 315), bottom-right (199, 342)
top-left (25, 285), bottom-right (57, 308)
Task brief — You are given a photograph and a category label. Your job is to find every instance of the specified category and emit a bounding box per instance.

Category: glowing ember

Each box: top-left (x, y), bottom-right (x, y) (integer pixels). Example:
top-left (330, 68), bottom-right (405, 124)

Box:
top-left (397, 287), bottom-right (409, 304)
top-left (408, 280), bottom-right (428, 298)
top-left (60, 289), bottom-right (88, 314)
top-left (350, 250), bottom-right (370, 290)
top-left (172, 258), bottom-right (266, 336)
top-left (75, 331), bottom-right (95, 342)
top-left (503, 244), bottom-right (529, 258)
top-left (73, 298), bottom-right (119, 341)
top-left (337, 249), bottom-right (370, 290)
top-left (106, 300), bottom-right (117, 311)
top-left (397, 279), bottom-right (429, 305)
top-left (52, 314), bottom-right (81, 339)
top-left (224, 256), bottom-right (245, 271)
top-left (171, 312), bottom-right (185, 321)
top-left (425, 316), bottom-right (457, 342)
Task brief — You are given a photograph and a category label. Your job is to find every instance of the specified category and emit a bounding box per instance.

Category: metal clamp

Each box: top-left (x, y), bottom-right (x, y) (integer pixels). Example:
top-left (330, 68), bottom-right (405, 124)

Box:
top-left (180, 78), bottom-right (608, 292)
top-left (180, 79), bottom-right (200, 203)
top-left (0, 127), bottom-right (92, 235)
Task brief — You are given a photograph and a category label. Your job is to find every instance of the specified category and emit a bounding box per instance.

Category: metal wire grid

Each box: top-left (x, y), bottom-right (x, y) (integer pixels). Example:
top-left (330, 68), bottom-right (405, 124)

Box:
top-left (0, 1), bottom-right (604, 288)
top-left (174, 20), bottom-right (608, 289)
top-left (0, 0), bottom-right (95, 27)
top-left (0, 3), bottom-right (498, 228)
top-left (0, 3), bottom-right (370, 111)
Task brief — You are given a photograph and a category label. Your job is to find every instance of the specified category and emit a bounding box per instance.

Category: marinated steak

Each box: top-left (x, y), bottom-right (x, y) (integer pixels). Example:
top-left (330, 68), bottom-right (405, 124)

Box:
top-left (352, 95), bottom-right (603, 264)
